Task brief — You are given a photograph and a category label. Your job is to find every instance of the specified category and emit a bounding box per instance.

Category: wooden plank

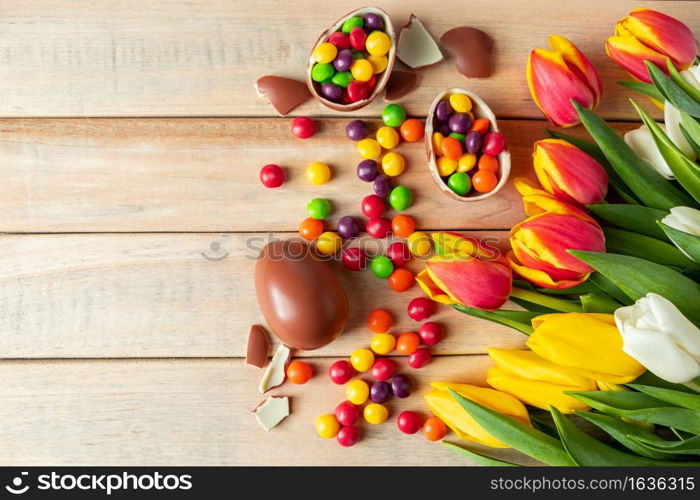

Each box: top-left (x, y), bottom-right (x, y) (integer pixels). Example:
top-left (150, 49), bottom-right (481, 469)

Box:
top-left (0, 0), bottom-right (689, 119)
top-left (0, 232), bottom-right (528, 359)
top-left (0, 357), bottom-right (537, 465)
top-left (0, 118), bottom-right (638, 232)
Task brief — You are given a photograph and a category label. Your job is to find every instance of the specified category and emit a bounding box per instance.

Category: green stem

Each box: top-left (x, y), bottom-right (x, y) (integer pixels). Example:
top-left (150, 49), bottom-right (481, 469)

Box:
top-left (684, 377), bottom-right (700, 393)
top-left (510, 287), bottom-right (583, 313)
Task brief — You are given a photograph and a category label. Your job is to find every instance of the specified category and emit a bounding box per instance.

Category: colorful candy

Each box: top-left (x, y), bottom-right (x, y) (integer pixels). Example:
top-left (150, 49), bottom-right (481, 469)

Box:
top-left (382, 104), bottom-right (406, 128)
top-left (368, 308), bottom-right (393, 333)
top-left (259, 164), bottom-right (285, 188)
top-left (329, 360), bottom-right (355, 385)
top-left (457, 153), bottom-right (477, 173)
top-left (396, 332), bottom-right (420, 355)
top-left (370, 381), bottom-right (392, 403)
top-left (316, 414), bottom-right (340, 439)
top-left (349, 27), bottom-right (367, 52)
top-left (388, 268), bottom-right (414, 292)
top-left (387, 240), bottom-right (410, 267)
top-left (341, 16), bottom-right (363, 34)
top-left (366, 31), bottom-right (391, 56)
top-left (299, 217), bottom-right (324, 241)
top-left (391, 374), bottom-right (411, 398)
top-left (391, 214), bottom-right (415, 237)
top-left (346, 379), bottom-right (370, 405)
top-left (328, 31), bottom-right (351, 50)
top-left (370, 357), bottom-right (396, 381)
top-left (399, 119), bottom-right (424, 142)
top-left (363, 12), bottom-right (384, 31)
top-left (337, 425), bottom-right (361, 447)
top-left (483, 131), bottom-right (506, 155)
top-left (373, 174), bottom-right (392, 197)
top-left (350, 348), bottom-right (375, 372)
top-left (311, 62), bottom-right (335, 82)
top-left (357, 138), bottom-right (381, 159)
top-left (447, 172), bottom-right (470, 196)
top-left (436, 156), bottom-right (457, 177)
top-left (291, 116), bottom-right (317, 139)
top-left (286, 360), bottom-right (313, 384)
top-left (341, 247), bottom-right (367, 271)
top-left (337, 215), bottom-right (362, 239)
top-left (408, 347), bottom-right (432, 368)
top-left (365, 217), bottom-right (391, 239)
top-left (335, 401), bottom-right (359, 427)
top-left (350, 59), bottom-right (373, 82)
top-left (407, 297), bottom-right (436, 321)
top-left (361, 194), bottom-right (385, 218)
top-left (367, 54), bottom-right (388, 74)
top-left (376, 126), bottom-right (400, 149)
top-left (306, 161), bottom-right (331, 185)
top-left (472, 170), bottom-right (498, 193)
top-left (312, 42), bottom-right (338, 63)
top-left (423, 417), bottom-right (447, 441)
top-left (346, 119), bottom-right (369, 141)
top-left (382, 152), bottom-right (406, 177)
top-left (357, 159), bottom-right (379, 182)
top-left (388, 185), bottom-right (412, 210)
top-left (347, 80), bottom-right (368, 102)
top-left (364, 403), bottom-right (389, 424)
top-left (418, 322), bottom-right (444, 346)
top-left (316, 231), bottom-right (342, 255)
top-left (306, 198), bottom-right (331, 219)
top-left (370, 333), bottom-right (396, 354)
top-left (478, 154), bottom-right (499, 172)
top-left (397, 410), bottom-right (422, 434)
top-left (370, 255), bottom-right (394, 278)
top-left (449, 93), bottom-right (472, 113)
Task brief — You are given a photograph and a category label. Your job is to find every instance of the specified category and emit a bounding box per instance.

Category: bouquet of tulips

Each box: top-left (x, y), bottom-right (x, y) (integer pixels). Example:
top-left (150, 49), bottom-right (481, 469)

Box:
top-left (416, 8), bottom-right (700, 466)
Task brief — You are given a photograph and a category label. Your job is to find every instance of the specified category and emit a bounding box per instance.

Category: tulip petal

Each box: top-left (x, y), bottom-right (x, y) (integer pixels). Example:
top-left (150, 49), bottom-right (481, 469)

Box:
top-left (623, 125), bottom-right (675, 179)
top-left (549, 35), bottom-right (603, 106)
top-left (415, 269), bottom-right (457, 306)
top-left (623, 8), bottom-right (698, 68)
top-left (513, 178), bottom-right (596, 222)
top-left (605, 35), bottom-right (670, 83)
top-left (663, 206), bottom-right (700, 237)
top-left (664, 102), bottom-right (697, 160)
top-left (507, 251), bottom-right (588, 290)
top-left (430, 231), bottom-right (501, 261)
top-left (487, 348), bottom-right (597, 388)
top-left (430, 382), bottom-right (531, 424)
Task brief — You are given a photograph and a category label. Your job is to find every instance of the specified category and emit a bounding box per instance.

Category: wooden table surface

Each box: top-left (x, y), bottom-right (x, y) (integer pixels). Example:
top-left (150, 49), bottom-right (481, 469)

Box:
top-left (0, 0), bottom-right (695, 466)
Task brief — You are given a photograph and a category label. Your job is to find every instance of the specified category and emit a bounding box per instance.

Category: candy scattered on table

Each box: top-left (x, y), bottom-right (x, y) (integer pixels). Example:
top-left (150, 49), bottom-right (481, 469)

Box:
top-left (336, 425), bottom-right (361, 447)
top-left (346, 119), bottom-right (369, 141)
top-left (407, 297), bottom-right (436, 321)
top-left (370, 333), bottom-right (396, 354)
top-left (397, 410), bottom-right (423, 434)
top-left (388, 268), bottom-right (414, 291)
top-left (335, 401), bottom-right (359, 427)
top-left (368, 308), bottom-right (393, 333)
top-left (391, 374), bottom-right (411, 399)
top-left (316, 414), bottom-right (340, 439)
top-left (423, 416), bottom-right (447, 441)
top-left (306, 198), bottom-right (332, 219)
top-left (336, 215), bottom-right (362, 240)
top-left (298, 217), bottom-right (324, 241)
top-left (291, 116), bottom-right (317, 138)
top-left (356, 159), bottom-right (379, 182)
top-left (363, 403), bottom-right (389, 424)
top-left (286, 360), bottom-right (313, 384)
top-left (408, 346), bottom-right (432, 368)
top-left (306, 161), bottom-right (332, 185)
top-left (316, 231), bottom-right (342, 255)
top-left (388, 185), bottom-right (412, 210)
top-left (328, 360), bottom-right (355, 385)
top-left (396, 332), bottom-right (420, 355)
top-left (341, 246), bottom-right (367, 271)
top-left (370, 381), bottom-right (392, 403)
top-left (346, 379), bottom-right (370, 405)
top-left (350, 348), bottom-right (375, 372)
top-left (418, 322), bottom-right (444, 346)
top-left (259, 164), bottom-right (285, 188)
top-left (382, 103), bottom-right (406, 127)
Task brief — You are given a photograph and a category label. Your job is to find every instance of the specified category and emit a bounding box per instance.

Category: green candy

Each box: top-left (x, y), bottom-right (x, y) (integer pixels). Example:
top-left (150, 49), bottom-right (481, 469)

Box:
top-left (331, 71), bottom-right (353, 88)
top-left (306, 198), bottom-right (331, 219)
top-left (382, 104), bottom-right (406, 128)
top-left (370, 255), bottom-right (394, 279)
top-left (311, 63), bottom-right (334, 83)
top-left (341, 16), bottom-right (364, 34)
top-left (447, 172), bottom-right (471, 196)
top-left (389, 185), bottom-right (413, 211)
top-left (351, 49), bottom-right (364, 59)
top-left (449, 132), bottom-right (466, 142)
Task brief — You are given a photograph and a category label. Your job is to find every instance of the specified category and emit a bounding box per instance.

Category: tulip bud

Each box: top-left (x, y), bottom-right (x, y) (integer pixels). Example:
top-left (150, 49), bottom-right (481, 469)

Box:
top-left (662, 206), bottom-right (700, 237)
top-left (527, 35), bottom-right (602, 127)
top-left (532, 139), bottom-right (608, 206)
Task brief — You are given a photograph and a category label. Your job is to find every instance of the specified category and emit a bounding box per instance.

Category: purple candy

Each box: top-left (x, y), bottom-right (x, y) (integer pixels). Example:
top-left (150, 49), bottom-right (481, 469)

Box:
top-left (448, 113), bottom-right (472, 134)
top-left (370, 381), bottom-right (392, 403)
top-left (435, 100), bottom-right (452, 122)
top-left (346, 119), bottom-right (368, 141)
top-left (391, 374), bottom-right (411, 399)
top-left (363, 13), bottom-right (384, 32)
top-left (337, 215), bottom-right (361, 239)
top-left (373, 174), bottom-right (392, 197)
top-left (321, 83), bottom-right (342, 102)
top-left (334, 49), bottom-right (354, 72)
top-left (465, 131), bottom-right (482, 154)
top-left (357, 159), bottom-right (379, 182)
top-left (438, 122), bottom-right (451, 136)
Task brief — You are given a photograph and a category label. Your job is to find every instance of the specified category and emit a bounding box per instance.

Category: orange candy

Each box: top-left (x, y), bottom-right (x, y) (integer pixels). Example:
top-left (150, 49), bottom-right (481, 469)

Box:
top-left (469, 118), bottom-right (491, 134)
top-left (440, 137), bottom-right (463, 161)
top-left (391, 214), bottom-right (416, 237)
top-left (286, 360), bottom-right (312, 384)
top-left (423, 416), bottom-right (447, 441)
top-left (388, 268), bottom-right (414, 292)
top-left (472, 170), bottom-right (498, 193)
top-left (368, 308), bottom-right (393, 333)
top-left (400, 119), bottom-right (425, 142)
top-left (298, 217), bottom-right (324, 241)
top-left (396, 332), bottom-right (420, 355)
top-left (478, 154), bottom-right (499, 173)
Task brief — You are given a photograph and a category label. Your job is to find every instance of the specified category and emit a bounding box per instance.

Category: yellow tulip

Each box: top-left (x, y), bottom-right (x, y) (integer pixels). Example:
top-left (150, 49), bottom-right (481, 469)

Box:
top-left (486, 348), bottom-right (596, 413)
top-left (425, 382), bottom-right (530, 448)
top-left (527, 313), bottom-right (646, 384)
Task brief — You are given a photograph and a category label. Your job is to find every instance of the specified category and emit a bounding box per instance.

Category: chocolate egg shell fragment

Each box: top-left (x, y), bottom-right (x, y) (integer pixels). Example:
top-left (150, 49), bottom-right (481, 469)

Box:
top-left (255, 239), bottom-right (348, 350)
top-left (247, 324), bottom-right (271, 368)
top-left (307, 7), bottom-right (396, 112)
top-left (255, 75), bottom-right (312, 115)
top-left (385, 69), bottom-right (421, 101)
top-left (396, 14), bottom-right (443, 69)
top-left (440, 27), bottom-right (494, 78)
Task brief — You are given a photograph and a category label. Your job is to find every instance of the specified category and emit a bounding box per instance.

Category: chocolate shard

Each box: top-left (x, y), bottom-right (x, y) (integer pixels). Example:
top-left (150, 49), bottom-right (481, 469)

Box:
top-left (255, 75), bottom-right (312, 115)
top-left (247, 324), bottom-right (271, 368)
top-left (385, 70), bottom-right (421, 101)
top-left (439, 27), bottom-right (495, 78)
top-left (253, 396), bottom-right (290, 431)
top-left (396, 14), bottom-right (443, 69)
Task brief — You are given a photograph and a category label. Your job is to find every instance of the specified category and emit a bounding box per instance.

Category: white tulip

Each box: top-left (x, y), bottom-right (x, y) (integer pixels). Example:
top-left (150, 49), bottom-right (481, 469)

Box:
top-left (615, 293), bottom-right (700, 384)
top-left (662, 206), bottom-right (700, 237)
top-left (624, 125), bottom-right (674, 179)
top-left (664, 102), bottom-right (696, 160)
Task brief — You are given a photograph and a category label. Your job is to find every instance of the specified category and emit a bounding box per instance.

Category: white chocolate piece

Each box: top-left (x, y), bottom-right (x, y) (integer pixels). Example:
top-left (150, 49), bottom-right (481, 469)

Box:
top-left (397, 15), bottom-right (443, 69)
top-left (253, 397), bottom-right (290, 431)
top-left (258, 344), bottom-right (291, 393)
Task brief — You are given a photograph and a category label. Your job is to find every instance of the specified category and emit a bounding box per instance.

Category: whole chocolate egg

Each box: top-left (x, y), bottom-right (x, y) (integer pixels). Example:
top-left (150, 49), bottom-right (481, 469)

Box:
top-left (255, 239), bottom-right (348, 350)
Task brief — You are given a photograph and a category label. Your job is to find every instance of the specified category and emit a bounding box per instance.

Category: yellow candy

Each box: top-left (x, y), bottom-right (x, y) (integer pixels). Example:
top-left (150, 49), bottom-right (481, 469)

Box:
top-left (366, 31), bottom-right (391, 56)
top-left (346, 379), bottom-right (370, 405)
top-left (449, 93), bottom-right (472, 113)
top-left (312, 42), bottom-right (338, 64)
top-left (367, 54), bottom-right (388, 74)
top-left (376, 126), bottom-right (400, 149)
top-left (306, 161), bottom-right (331, 185)
top-left (370, 333), bottom-right (396, 355)
top-left (357, 138), bottom-right (382, 159)
top-left (436, 156), bottom-right (457, 177)
top-left (351, 59), bottom-right (373, 82)
top-left (350, 348), bottom-right (374, 372)
top-left (458, 153), bottom-right (477, 173)
top-left (316, 231), bottom-right (342, 255)
top-left (315, 414), bottom-right (340, 439)
top-left (382, 152), bottom-right (406, 177)
top-left (408, 231), bottom-right (432, 257)
top-left (364, 403), bottom-right (389, 425)
top-left (432, 132), bottom-right (444, 152)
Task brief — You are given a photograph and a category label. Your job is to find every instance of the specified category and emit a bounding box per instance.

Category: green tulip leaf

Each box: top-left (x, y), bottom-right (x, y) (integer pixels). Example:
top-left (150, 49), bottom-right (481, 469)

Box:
top-left (588, 204), bottom-right (669, 240)
top-left (550, 406), bottom-right (696, 466)
top-left (617, 79), bottom-right (665, 102)
top-left (508, 297), bottom-right (559, 314)
top-left (448, 389), bottom-right (576, 466)
top-left (574, 101), bottom-right (694, 209)
top-left (632, 99), bottom-right (700, 205)
top-left (680, 124), bottom-right (700, 159)
top-left (627, 384), bottom-right (700, 411)
top-left (569, 251), bottom-right (700, 326)
top-left (666, 60), bottom-right (700, 106)
top-left (633, 371), bottom-right (698, 394)
top-left (589, 272), bottom-right (634, 305)
top-left (647, 62), bottom-right (700, 118)
top-left (603, 227), bottom-right (698, 268)
top-left (442, 442), bottom-right (521, 466)
top-left (580, 292), bottom-right (621, 313)
top-left (660, 222), bottom-right (700, 264)
top-left (452, 305), bottom-right (535, 335)
top-left (679, 110), bottom-right (700, 153)
top-left (574, 410), bottom-right (674, 460)
top-left (629, 434), bottom-right (700, 455)
top-left (509, 287), bottom-right (582, 313)
top-left (534, 280), bottom-right (599, 296)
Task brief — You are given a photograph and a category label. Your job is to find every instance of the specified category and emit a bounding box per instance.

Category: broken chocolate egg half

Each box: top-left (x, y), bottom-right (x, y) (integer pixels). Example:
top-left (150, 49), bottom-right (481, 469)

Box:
top-left (425, 89), bottom-right (511, 202)
top-left (306, 7), bottom-right (396, 112)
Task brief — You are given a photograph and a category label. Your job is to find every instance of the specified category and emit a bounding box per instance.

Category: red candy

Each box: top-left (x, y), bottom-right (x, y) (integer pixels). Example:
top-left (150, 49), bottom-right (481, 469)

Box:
top-left (335, 401), bottom-right (359, 427)
top-left (347, 81), bottom-right (368, 102)
top-left (370, 358), bottom-right (396, 381)
top-left (366, 74), bottom-right (377, 92)
top-left (407, 297), bottom-right (436, 321)
top-left (291, 116), bottom-right (316, 139)
top-left (337, 426), bottom-right (361, 447)
top-left (483, 131), bottom-right (506, 156)
top-left (387, 241), bottom-right (410, 268)
top-left (341, 247), bottom-right (368, 271)
top-left (341, 89), bottom-right (352, 104)
top-left (408, 347), bottom-right (432, 369)
top-left (361, 195), bottom-right (386, 218)
top-left (328, 31), bottom-right (351, 50)
top-left (349, 27), bottom-right (367, 51)
top-left (365, 217), bottom-right (392, 238)
top-left (397, 411), bottom-right (423, 434)
top-left (328, 360), bottom-right (355, 385)
top-left (418, 322), bottom-right (444, 346)
top-left (259, 164), bottom-right (285, 188)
